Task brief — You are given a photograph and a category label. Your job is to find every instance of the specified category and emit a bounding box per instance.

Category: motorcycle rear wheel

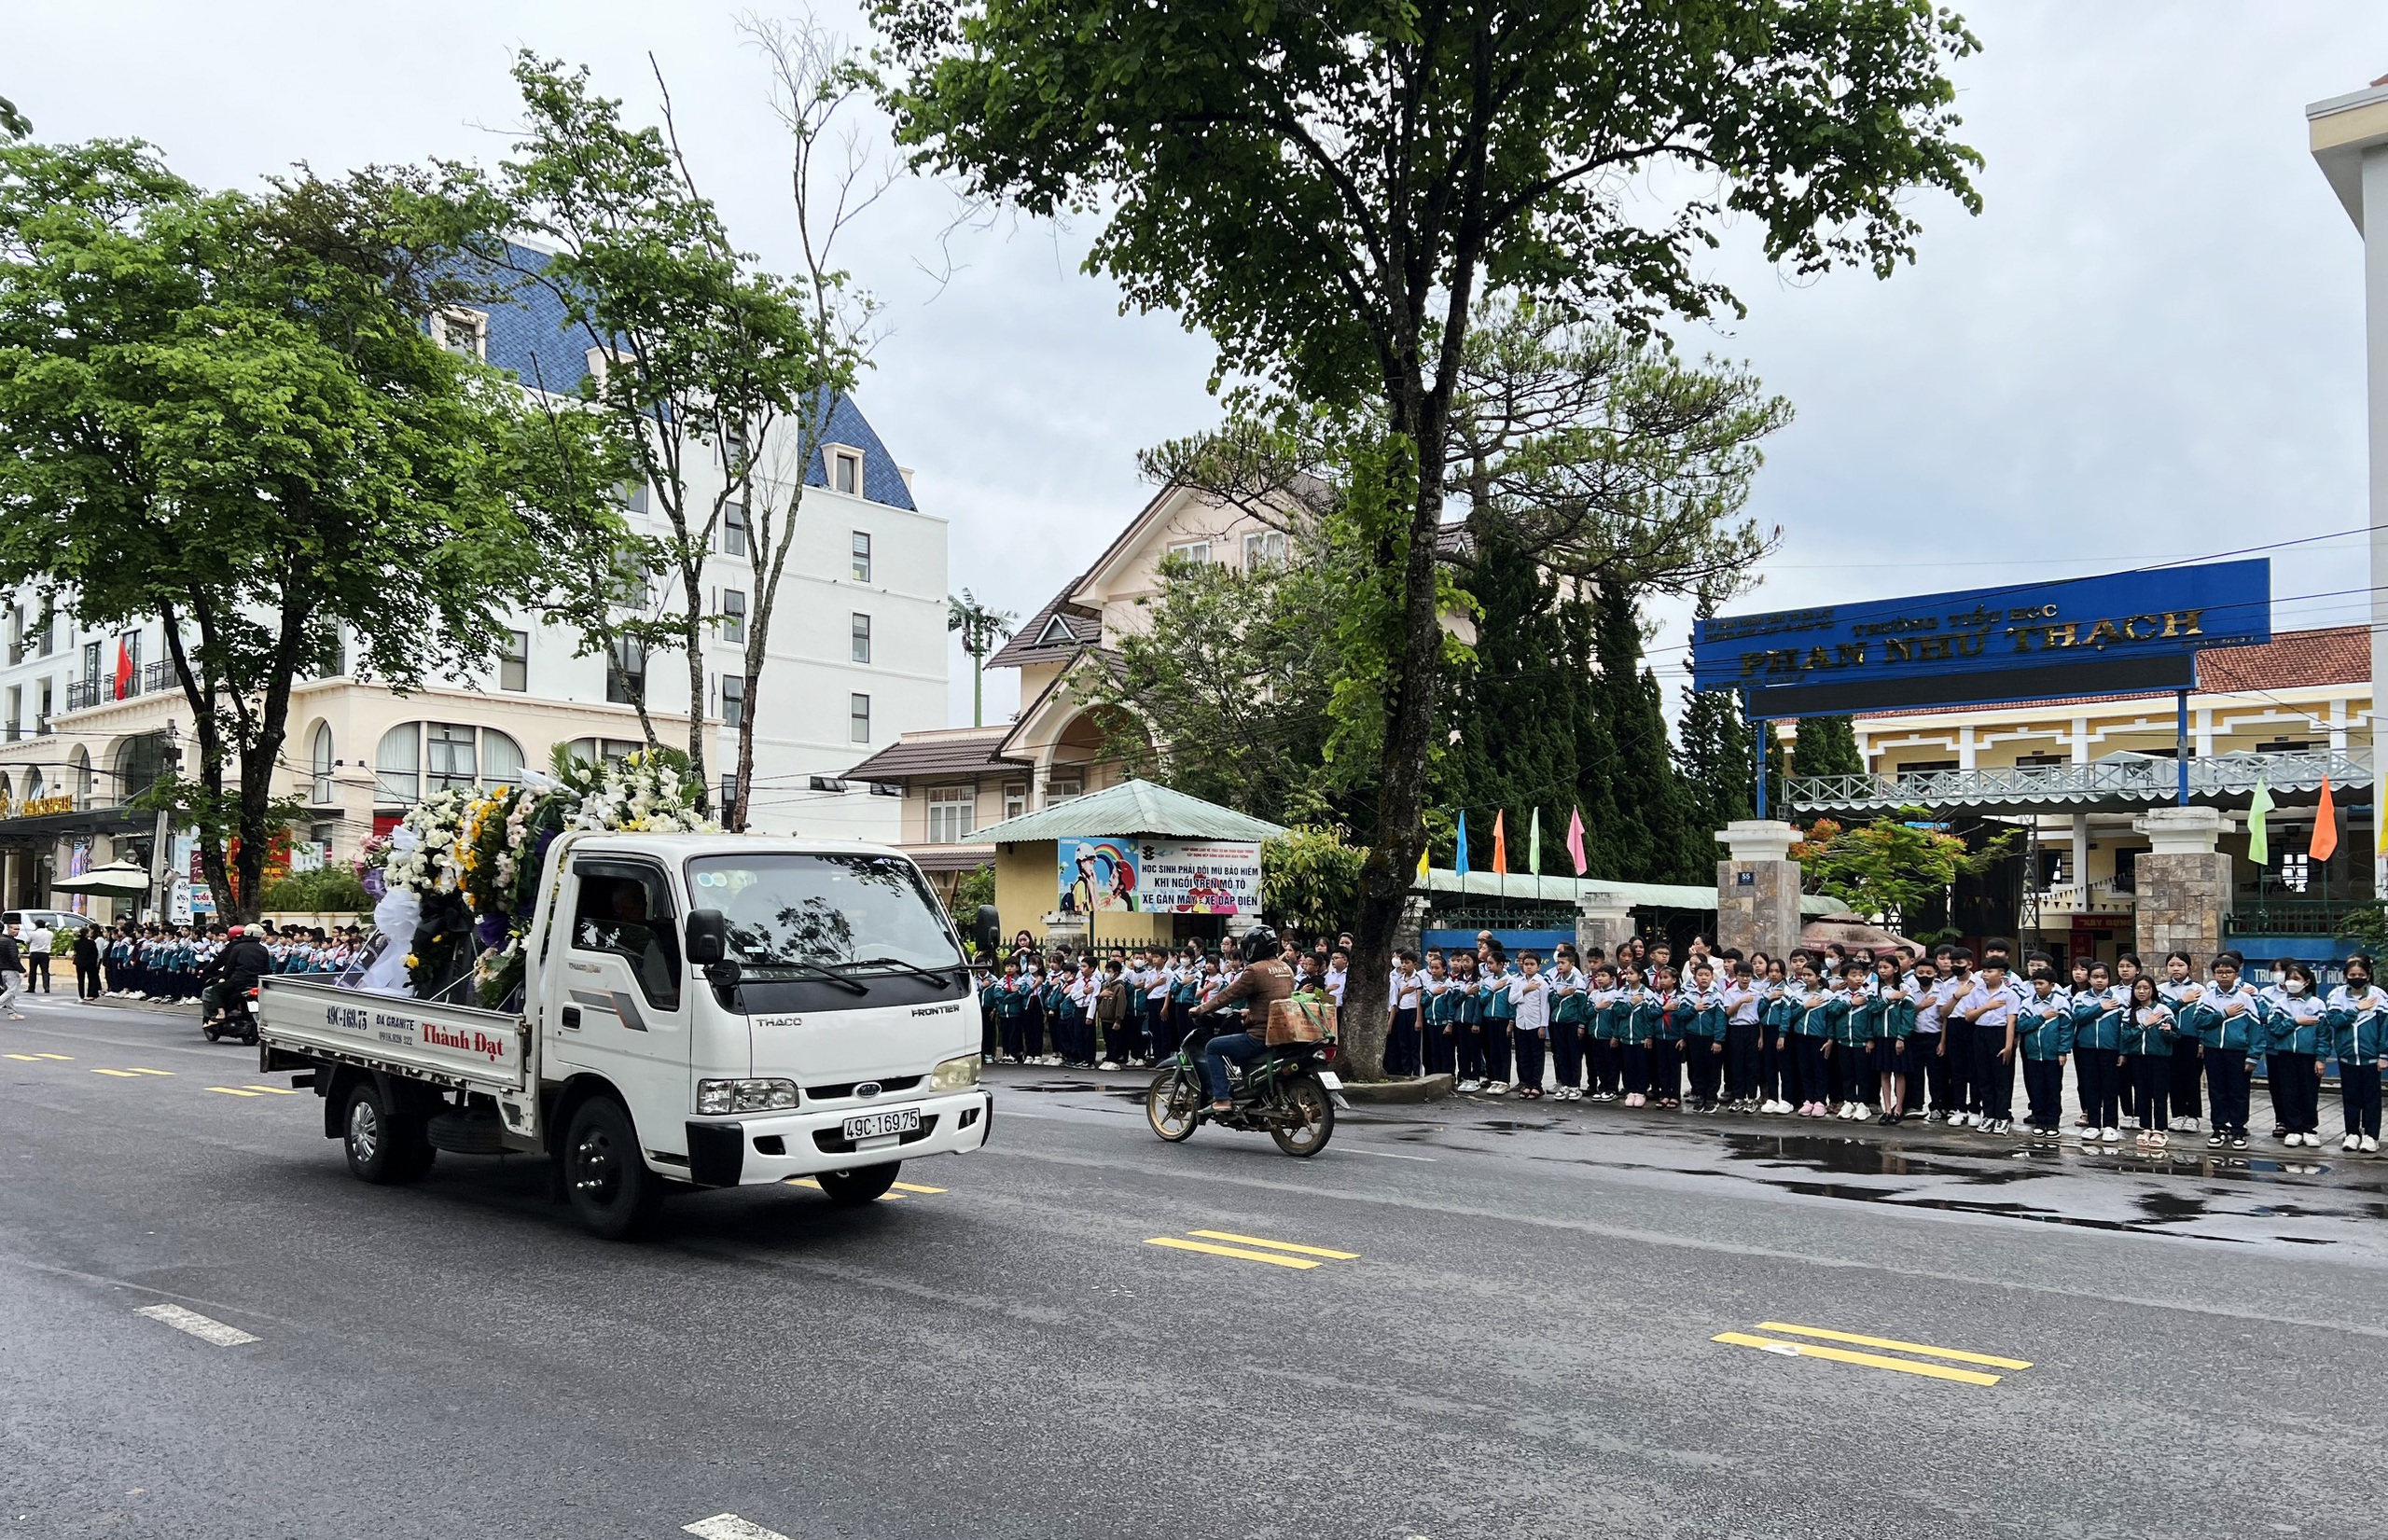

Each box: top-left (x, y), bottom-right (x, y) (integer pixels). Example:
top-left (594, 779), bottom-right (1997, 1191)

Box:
top-left (1145, 1066), bottom-right (1201, 1142)
top-left (1269, 1074), bottom-right (1335, 1158)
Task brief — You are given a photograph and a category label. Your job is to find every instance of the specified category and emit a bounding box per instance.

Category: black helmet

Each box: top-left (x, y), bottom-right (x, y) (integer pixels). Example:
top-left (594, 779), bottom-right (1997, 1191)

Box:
top-left (1241, 925), bottom-right (1281, 962)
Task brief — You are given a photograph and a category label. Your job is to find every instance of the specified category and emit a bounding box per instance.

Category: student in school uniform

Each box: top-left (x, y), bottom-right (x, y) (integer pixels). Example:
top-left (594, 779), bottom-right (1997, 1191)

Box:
top-left (1787, 954), bottom-right (1841, 1117)
top-left (2122, 975), bottom-right (2180, 1148)
top-left (1548, 946), bottom-right (1590, 1101)
top-left (1618, 964), bottom-right (1657, 1108)
top-left (1832, 959), bottom-right (1875, 1119)
top-left (1479, 946), bottom-right (1516, 1095)
top-left (1509, 951), bottom-right (1550, 1099)
top-left (2326, 953), bottom-right (2387, 1154)
top-left (1758, 955), bottom-right (1795, 1114)
top-left (1955, 954), bottom-right (2021, 1136)
top-left (1586, 964), bottom-right (1623, 1101)
top-left (1721, 959), bottom-right (1762, 1114)
top-left (1873, 954), bottom-right (1917, 1124)
top-left (2018, 966), bottom-right (2076, 1141)
top-left (1142, 952), bottom-right (1174, 1062)
top-left (1648, 966), bottom-right (1685, 1110)
top-left (2156, 950), bottom-right (2208, 1136)
top-left (2180, 950), bottom-right (2261, 1150)
top-left (1420, 950), bottom-right (1457, 1079)
top-left (1937, 948), bottom-right (1980, 1127)
top-left (1451, 952), bottom-right (1486, 1090)
top-left (2067, 962), bottom-right (2126, 1144)
top-left (1682, 959), bottom-right (1728, 1112)
top-left (2265, 959), bottom-right (2329, 1148)
top-left (1385, 950), bottom-right (1424, 1077)
top-left (1168, 950), bottom-right (1204, 1061)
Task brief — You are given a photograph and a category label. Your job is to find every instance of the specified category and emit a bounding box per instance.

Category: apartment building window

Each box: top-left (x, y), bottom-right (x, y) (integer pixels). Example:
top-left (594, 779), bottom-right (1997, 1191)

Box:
top-left (7, 606), bottom-right (21, 666)
top-left (849, 693), bottom-right (871, 743)
top-left (1045, 772), bottom-right (1082, 804)
top-left (851, 612), bottom-right (871, 664)
top-left (1003, 782), bottom-right (1027, 821)
top-left (1167, 540), bottom-right (1212, 564)
top-left (2279, 850), bottom-right (2312, 893)
top-left (568, 737), bottom-right (645, 768)
top-left (720, 589), bottom-right (747, 645)
top-left (719, 673), bottom-right (744, 728)
top-left (1242, 530), bottom-right (1287, 568)
top-left (616, 479), bottom-right (651, 515)
top-left (375, 723), bottom-right (420, 804)
top-left (927, 785), bottom-right (975, 844)
top-left (426, 723), bottom-right (478, 793)
top-left (36, 609), bottom-right (52, 657)
top-left (721, 501), bottom-right (747, 556)
top-left (2256, 739), bottom-right (2313, 754)
top-left (832, 448), bottom-right (863, 496)
top-left (606, 639), bottom-right (646, 705)
top-left (434, 309), bottom-right (487, 360)
top-left (35, 679), bottom-right (51, 734)
top-left (6, 686), bottom-right (19, 743)
top-left (2013, 753), bottom-right (2067, 769)
top-left (850, 531), bottom-right (872, 583)
top-left (499, 631), bottom-right (530, 692)
top-left (311, 723), bottom-right (336, 804)
top-left (80, 639), bottom-right (100, 687)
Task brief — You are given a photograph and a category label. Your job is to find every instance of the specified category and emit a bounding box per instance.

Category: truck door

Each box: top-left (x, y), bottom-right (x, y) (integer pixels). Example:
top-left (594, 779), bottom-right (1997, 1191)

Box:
top-left (549, 856), bottom-right (691, 1155)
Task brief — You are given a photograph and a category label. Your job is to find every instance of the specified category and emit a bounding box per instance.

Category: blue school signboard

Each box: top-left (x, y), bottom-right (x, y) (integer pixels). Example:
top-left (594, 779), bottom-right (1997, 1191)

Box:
top-left (1691, 559), bottom-right (2271, 717)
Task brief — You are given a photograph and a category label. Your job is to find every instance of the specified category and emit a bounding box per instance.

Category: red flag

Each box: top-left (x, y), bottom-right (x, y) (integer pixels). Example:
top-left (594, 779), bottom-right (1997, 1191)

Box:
top-left (112, 639), bottom-right (133, 700)
top-left (2311, 778), bottom-right (2339, 862)
top-left (1565, 806), bottom-right (1588, 876)
top-left (1492, 811), bottom-right (1508, 877)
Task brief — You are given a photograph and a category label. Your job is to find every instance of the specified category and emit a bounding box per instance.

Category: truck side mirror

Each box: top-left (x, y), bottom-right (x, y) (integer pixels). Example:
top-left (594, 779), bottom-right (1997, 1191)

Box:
top-left (973, 904), bottom-right (1001, 959)
top-left (686, 909), bottom-right (729, 966)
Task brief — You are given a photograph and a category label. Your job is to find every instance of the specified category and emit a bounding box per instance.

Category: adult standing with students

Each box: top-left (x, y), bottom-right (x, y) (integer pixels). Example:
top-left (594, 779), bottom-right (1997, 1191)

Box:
top-left (24, 917), bottom-right (51, 993)
top-left (71, 924), bottom-right (100, 1000)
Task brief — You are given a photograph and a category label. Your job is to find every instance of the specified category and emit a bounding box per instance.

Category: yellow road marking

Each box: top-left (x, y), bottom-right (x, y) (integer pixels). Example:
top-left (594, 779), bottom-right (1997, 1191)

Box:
top-left (1145, 1237), bottom-right (1319, 1269)
top-left (92, 1068), bottom-right (144, 1078)
top-left (33, 1052), bottom-right (73, 1060)
top-left (783, 1178), bottom-right (905, 1200)
top-left (890, 1181), bottom-right (945, 1194)
top-left (5, 1052), bottom-right (42, 1061)
top-left (1714, 1332), bottom-right (2004, 1387)
top-left (1754, 1322), bottom-right (2033, 1371)
top-left (124, 1067), bottom-right (174, 1076)
top-left (207, 1087), bottom-right (264, 1098)
top-left (241, 1085), bottom-right (301, 1095)
top-left (1187, 1228), bottom-right (1360, 1260)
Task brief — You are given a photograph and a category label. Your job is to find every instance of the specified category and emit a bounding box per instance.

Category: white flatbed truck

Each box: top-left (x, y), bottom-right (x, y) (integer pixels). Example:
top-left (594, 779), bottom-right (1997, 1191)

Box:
top-left (257, 832), bottom-right (998, 1237)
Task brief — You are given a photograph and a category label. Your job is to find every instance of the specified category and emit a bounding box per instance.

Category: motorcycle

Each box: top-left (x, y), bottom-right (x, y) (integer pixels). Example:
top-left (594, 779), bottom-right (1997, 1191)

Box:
top-left (1145, 1021), bottom-right (1347, 1157)
top-left (203, 985), bottom-right (259, 1047)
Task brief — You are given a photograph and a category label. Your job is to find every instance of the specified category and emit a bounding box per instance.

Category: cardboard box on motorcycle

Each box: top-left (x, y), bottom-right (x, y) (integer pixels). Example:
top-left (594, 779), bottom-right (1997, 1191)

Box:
top-left (1266, 998), bottom-right (1337, 1047)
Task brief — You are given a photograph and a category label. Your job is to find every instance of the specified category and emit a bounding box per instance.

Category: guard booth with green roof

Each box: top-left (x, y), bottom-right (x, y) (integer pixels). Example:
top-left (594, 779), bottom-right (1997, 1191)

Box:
top-left (968, 778), bottom-right (1284, 950)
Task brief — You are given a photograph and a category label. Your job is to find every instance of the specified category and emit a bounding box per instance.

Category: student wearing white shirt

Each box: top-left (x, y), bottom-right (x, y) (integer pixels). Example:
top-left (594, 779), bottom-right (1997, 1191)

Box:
top-left (1720, 957), bottom-right (1762, 1112)
top-left (1953, 953), bottom-right (2021, 1135)
top-left (1384, 950), bottom-right (1423, 1076)
top-left (1326, 951), bottom-right (1349, 1007)
top-left (1508, 951), bottom-right (1550, 1099)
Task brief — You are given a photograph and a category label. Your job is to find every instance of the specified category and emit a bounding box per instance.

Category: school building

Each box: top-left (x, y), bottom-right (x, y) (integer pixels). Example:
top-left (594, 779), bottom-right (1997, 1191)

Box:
top-left (1783, 623), bottom-right (2374, 965)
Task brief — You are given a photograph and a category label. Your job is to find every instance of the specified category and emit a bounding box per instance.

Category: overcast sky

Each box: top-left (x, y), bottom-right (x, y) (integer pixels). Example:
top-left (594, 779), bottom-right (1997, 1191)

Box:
top-left (11, 2), bottom-right (2388, 728)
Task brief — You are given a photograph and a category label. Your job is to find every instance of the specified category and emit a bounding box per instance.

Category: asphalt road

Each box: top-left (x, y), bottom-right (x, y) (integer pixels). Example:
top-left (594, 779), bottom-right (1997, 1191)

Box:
top-left (6, 994), bottom-right (2388, 1540)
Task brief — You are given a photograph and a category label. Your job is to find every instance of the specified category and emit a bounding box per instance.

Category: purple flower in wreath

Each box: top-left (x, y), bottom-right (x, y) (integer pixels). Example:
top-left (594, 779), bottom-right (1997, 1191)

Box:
top-left (475, 912), bottom-right (507, 948)
top-left (361, 867), bottom-right (386, 900)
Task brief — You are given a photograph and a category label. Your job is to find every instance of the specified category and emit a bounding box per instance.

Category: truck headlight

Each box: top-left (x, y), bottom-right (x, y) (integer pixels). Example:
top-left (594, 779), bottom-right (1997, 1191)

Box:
top-left (696, 1077), bottom-right (799, 1115)
top-left (929, 1053), bottom-right (981, 1090)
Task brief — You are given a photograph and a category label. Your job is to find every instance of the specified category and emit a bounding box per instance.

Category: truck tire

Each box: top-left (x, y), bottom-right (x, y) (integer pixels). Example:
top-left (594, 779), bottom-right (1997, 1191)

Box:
top-left (344, 1081), bottom-right (436, 1186)
top-left (563, 1096), bottom-right (660, 1240)
top-left (815, 1163), bottom-right (899, 1205)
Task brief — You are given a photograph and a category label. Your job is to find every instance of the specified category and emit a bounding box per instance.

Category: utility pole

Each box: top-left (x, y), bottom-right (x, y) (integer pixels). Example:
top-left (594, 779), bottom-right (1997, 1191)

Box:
top-left (948, 590), bottom-right (1018, 728)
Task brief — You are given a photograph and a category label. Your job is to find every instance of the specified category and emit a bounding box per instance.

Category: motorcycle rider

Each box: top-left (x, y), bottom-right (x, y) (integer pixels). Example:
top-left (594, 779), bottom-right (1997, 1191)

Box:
top-left (1190, 925), bottom-right (1295, 1115)
top-left (204, 923), bottom-right (274, 1031)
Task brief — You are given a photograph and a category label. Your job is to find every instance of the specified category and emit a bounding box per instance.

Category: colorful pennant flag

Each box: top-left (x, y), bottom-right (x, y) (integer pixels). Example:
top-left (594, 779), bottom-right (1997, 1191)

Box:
top-left (2312, 778), bottom-right (2339, 863)
top-left (1492, 811), bottom-right (1508, 877)
top-left (1565, 806), bottom-right (1588, 877)
top-left (2246, 778), bottom-right (2272, 867)
top-left (1416, 838), bottom-right (1431, 881)
top-left (1454, 812), bottom-right (1469, 877)
top-left (1529, 808), bottom-right (1542, 877)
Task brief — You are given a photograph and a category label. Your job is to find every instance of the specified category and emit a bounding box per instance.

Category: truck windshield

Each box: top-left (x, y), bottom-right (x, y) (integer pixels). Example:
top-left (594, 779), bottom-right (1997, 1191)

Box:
top-left (687, 853), bottom-right (964, 973)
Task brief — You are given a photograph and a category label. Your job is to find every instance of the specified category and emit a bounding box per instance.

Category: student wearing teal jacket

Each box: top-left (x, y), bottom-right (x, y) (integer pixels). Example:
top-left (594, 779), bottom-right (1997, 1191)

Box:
top-left (2017, 969), bottom-right (2075, 1139)
top-left (2068, 962), bottom-right (2126, 1143)
top-left (2263, 959), bottom-right (2328, 1147)
top-left (1623, 967), bottom-right (1665, 1108)
top-left (1679, 960), bottom-right (1729, 1112)
top-left (1870, 955), bottom-right (1918, 1125)
top-left (2326, 953), bottom-right (2388, 1152)
top-left (2122, 976), bottom-right (2179, 1148)
top-left (1588, 967), bottom-right (1625, 1101)
top-left (1832, 960), bottom-right (1876, 1118)
top-left (2181, 952), bottom-right (2262, 1147)
top-left (1479, 948), bottom-right (1516, 1093)
top-left (1788, 954), bottom-right (1845, 1117)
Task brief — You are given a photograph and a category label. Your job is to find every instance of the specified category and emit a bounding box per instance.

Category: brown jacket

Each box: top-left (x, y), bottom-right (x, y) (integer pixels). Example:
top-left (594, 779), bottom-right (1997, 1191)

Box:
top-left (1200, 957), bottom-right (1296, 1037)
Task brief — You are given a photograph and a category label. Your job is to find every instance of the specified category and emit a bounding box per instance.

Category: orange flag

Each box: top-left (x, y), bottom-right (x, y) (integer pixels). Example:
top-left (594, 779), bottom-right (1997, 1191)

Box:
top-left (2311, 778), bottom-right (2339, 862)
top-left (1492, 810), bottom-right (1509, 876)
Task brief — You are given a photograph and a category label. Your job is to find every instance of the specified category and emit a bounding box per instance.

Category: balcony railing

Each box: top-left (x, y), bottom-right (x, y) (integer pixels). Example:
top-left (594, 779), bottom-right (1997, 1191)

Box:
top-left (1788, 748), bottom-right (2375, 816)
top-left (2032, 881), bottom-right (2135, 918)
top-left (61, 660), bottom-right (176, 715)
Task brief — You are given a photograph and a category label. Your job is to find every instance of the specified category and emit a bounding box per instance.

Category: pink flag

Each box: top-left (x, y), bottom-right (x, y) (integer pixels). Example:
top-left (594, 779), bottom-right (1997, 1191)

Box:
top-left (1565, 806), bottom-right (1587, 876)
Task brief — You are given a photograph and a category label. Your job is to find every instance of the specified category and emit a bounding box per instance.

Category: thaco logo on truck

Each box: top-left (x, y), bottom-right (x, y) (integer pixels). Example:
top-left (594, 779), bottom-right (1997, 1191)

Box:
top-left (420, 1019), bottom-right (513, 1064)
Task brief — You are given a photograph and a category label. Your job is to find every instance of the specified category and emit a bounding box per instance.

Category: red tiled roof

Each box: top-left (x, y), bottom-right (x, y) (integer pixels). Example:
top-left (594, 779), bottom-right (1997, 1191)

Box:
top-left (1859, 625), bottom-right (2368, 721)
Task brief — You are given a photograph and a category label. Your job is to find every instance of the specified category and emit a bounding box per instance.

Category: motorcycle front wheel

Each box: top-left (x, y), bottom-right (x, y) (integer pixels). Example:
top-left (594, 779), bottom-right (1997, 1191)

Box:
top-left (1145, 1066), bottom-right (1201, 1142)
top-left (1270, 1073), bottom-right (1335, 1158)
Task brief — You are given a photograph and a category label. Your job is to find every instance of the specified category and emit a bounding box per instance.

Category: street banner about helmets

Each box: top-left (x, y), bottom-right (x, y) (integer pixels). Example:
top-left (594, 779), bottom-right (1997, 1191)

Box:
top-left (1058, 838), bottom-right (1141, 913)
top-left (1138, 839), bottom-right (1261, 915)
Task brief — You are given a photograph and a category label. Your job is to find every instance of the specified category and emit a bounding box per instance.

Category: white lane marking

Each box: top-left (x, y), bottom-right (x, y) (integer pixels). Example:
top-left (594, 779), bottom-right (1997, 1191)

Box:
top-left (1344, 1145), bottom-right (1437, 1161)
top-left (684, 1517), bottom-right (792, 1540)
top-left (135, 1303), bottom-right (259, 1346)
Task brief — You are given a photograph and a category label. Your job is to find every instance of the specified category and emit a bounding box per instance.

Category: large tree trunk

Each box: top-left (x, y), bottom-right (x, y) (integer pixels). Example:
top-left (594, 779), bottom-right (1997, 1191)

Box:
top-left (682, 590), bottom-right (711, 812)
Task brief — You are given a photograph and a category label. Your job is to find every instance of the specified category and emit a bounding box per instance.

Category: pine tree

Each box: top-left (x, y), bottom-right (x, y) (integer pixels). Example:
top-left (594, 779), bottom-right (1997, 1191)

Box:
top-left (1437, 518), bottom-right (1583, 873)
top-left (1674, 659), bottom-right (1752, 852)
top-left (1590, 582), bottom-right (1698, 882)
top-left (1795, 715), bottom-right (1865, 778)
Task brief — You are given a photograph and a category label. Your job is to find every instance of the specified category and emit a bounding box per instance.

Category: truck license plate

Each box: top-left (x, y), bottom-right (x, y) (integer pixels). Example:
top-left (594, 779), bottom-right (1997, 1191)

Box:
top-left (841, 1107), bottom-right (922, 1142)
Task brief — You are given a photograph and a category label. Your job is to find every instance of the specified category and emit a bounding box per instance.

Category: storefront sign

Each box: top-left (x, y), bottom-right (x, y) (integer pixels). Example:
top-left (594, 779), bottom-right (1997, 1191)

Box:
top-left (6, 794), bottom-right (76, 817)
top-left (1693, 559), bottom-right (2270, 716)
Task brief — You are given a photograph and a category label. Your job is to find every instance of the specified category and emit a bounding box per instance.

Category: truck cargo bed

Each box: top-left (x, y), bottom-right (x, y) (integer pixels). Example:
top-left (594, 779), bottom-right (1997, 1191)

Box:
top-left (259, 976), bottom-right (530, 1095)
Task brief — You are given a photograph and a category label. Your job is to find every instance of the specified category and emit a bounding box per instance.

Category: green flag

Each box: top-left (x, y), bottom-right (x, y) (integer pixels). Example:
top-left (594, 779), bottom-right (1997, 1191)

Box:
top-left (1529, 808), bottom-right (1542, 875)
top-left (2246, 777), bottom-right (2273, 866)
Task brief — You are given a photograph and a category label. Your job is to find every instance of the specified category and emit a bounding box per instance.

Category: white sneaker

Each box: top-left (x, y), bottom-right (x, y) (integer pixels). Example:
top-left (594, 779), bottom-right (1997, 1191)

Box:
top-left (2365, 1136), bottom-right (2381, 1154)
top-left (1097, 1061), bottom-right (1118, 1072)
top-left (2344, 1134), bottom-right (2361, 1153)
top-left (2284, 1132), bottom-right (2305, 1147)
top-left (1456, 1079), bottom-right (1480, 1092)
top-left (2103, 1127), bottom-right (2123, 1143)
top-left (2076, 1125), bottom-right (2099, 1141)
top-left (1487, 1082), bottom-right (1508, 1094)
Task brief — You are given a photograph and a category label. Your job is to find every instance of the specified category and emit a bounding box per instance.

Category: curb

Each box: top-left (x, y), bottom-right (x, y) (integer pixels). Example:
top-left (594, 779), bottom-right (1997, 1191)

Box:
top-left (1340, 1074), bottom-right (1453, 1104)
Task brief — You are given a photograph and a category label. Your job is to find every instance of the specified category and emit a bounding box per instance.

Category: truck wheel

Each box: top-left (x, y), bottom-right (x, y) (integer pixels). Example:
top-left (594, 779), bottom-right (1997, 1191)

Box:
top-left (344, 1081), bottom-right (434, 1186)
top-left (563, 1097), bottom-right (660, 1240)
top-left (815, 1163), bottom-right (899, 1205)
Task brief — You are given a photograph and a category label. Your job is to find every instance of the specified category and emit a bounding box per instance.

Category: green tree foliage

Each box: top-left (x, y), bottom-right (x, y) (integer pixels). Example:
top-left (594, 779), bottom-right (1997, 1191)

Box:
top-left (1262, 825), bottom-right (1369, 939)
top-left (0, 97), bottom-right (28, 142)
top-left (1794, 715), bottom-right (1866, 781)
top-left (875, 0), bottom-right (1982, 1075)
top-left (0, 141), bottom-right (608, 918)
top-left (1794, 810), bottom-right (2015, 936)
top-left (946, 863), bottom-right (995, 950)
top-left (1674, 603), bottom-right (1753, 851)
top-left (258, 866), bottom-right (374, 916)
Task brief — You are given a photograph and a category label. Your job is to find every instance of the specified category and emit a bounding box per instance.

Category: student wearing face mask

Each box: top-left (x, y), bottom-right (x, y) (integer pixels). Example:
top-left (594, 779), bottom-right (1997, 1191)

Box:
top-left (2156, 951), bottom-right (2208, 1137)
top-left (2264, 960), bottom-right (2329, 1148)
top-left (2326, 953), bottom-right (2388, 1154)
top-left (2181, 951), bottom-right (2261, 1151)
top-left (2069, 962), bottom-right (2127, 1144)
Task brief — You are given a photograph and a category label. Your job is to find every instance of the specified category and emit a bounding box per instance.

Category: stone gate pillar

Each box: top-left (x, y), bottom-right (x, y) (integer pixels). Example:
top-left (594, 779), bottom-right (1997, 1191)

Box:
top-left (1716, 820), bottom-right (1802, 959)
top-left (2132, 806), bottom-right (2233, 964)
top-left (1575, 891), bottom-right (1637, 960)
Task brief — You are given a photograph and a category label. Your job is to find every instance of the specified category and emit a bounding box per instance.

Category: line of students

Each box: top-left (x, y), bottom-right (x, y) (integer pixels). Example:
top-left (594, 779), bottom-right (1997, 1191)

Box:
top-left (976, 937), bottom-right (1353, 1071)
top-left (1378, 937), bottom-right (2388, 1153)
